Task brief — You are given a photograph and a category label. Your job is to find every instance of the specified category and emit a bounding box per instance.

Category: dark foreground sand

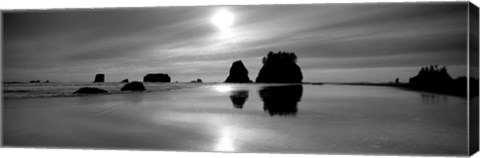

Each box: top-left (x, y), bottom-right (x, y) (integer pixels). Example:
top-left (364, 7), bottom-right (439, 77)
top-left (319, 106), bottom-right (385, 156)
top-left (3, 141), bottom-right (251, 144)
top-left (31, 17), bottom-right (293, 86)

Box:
top-left (3, 84), bottom-right (470, 156)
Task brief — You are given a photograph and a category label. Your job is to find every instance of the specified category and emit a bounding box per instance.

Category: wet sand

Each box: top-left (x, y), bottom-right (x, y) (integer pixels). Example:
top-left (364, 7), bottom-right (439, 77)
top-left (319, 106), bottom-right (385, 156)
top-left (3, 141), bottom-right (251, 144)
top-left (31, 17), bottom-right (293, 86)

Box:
top-left (2, 84), bottom-right (470, 156)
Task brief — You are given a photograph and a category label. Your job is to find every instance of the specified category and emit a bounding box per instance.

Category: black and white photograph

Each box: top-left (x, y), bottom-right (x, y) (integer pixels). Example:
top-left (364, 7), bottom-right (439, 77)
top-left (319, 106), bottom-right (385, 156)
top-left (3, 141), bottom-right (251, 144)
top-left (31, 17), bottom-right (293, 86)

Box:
top-left (2, 1), bottom-right (479, 157)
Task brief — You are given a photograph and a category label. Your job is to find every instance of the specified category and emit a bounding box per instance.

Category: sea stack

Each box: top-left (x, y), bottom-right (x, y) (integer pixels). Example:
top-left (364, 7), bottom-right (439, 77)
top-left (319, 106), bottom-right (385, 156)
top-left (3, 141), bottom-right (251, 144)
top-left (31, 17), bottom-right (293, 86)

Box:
top-left (94, 74), bottom-right (105, 83)
top-left (256, 51), bottom-right (303, 83)
top-left (191, 78), bottom-right (203, 83)
top-left (143, 73), bottom-right (171, 82)
top-left (409, 65), bottom-right (453, 84)
top-left (121, 79), bottom-right (129, 83)
top-left (407, 65), bottom-right (477, 97)
top-left (225, 60), bottom-right (252, 83)
top-left (73, 87), bottom-right (109, 94)
top-left (121, 81), bottom-right (146, 91)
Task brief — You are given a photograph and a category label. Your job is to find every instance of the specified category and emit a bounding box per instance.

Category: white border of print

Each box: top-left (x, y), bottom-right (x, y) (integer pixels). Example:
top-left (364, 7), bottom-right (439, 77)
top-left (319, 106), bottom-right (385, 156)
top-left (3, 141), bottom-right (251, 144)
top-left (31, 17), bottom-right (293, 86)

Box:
top-left (0, 0), bottom-right (478, 158)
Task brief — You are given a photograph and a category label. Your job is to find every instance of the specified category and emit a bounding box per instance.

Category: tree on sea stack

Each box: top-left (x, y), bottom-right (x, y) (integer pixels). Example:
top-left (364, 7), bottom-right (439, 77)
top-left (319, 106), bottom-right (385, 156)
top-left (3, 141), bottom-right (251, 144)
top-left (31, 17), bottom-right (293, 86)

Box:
top-left (255, 51), bottom-right (303, 83)
top-left (409, 65), bottom-right (453, 84)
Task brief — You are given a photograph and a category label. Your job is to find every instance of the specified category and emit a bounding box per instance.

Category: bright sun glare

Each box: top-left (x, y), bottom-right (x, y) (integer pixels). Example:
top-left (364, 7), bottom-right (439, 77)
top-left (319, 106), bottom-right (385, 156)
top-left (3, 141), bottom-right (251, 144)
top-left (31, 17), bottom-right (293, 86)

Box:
top-left (214, 85), bottom-right (233, 93)
top-left (210, 9), bottom-right (235, 32)
top-left (215, 127), bottom-right (235, 152)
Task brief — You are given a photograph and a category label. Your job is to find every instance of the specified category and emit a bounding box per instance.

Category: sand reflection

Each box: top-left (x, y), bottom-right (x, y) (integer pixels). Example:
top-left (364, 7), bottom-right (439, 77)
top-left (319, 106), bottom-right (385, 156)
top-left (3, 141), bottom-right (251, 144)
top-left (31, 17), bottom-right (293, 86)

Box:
top-left (215, 126), bottom-right (236, 152)
top-left (229, 90), bottom-right (249, 109)
top-left (259, 85), bottom-right (303, 116)
top-left (421, 93), bottom-right (448, 104)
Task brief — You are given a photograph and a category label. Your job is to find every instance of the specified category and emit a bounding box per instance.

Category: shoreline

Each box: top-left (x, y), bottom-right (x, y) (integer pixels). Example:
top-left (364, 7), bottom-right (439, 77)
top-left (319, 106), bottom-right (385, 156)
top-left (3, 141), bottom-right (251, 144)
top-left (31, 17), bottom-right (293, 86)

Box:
top-left (2, 82), bottom-right (217, 100)
top-left (327, 82), bottom-right (474, 98)
top-left (2, 81), bottom-right (476, 100)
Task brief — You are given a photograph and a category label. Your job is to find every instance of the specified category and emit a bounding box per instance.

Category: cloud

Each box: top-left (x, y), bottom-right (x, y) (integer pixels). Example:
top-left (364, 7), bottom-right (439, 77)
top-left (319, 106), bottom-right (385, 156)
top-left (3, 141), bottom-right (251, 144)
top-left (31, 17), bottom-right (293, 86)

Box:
top-left (2, 3), bottom-right (469, 82)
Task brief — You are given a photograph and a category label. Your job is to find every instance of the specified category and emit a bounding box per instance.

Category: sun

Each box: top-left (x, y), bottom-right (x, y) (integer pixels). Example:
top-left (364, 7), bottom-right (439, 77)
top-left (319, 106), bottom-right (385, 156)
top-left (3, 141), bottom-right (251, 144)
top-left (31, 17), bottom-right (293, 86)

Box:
top-left (210, 9), bottom-right (235, 32)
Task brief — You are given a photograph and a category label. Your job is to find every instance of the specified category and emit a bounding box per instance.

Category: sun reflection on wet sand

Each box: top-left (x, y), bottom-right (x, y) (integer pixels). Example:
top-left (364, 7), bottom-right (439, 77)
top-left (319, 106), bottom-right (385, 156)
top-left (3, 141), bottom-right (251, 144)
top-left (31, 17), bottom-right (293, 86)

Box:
top-left (215, 126), bottom-right (236, 152)
top-left (213, 85), bottom-right (234, 93)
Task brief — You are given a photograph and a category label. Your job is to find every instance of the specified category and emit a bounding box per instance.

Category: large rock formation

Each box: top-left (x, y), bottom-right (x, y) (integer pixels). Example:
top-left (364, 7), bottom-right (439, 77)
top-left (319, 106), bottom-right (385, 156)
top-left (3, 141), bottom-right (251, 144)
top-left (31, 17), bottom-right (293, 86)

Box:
top-left (225, 60), bottom-right (252, 83)
top-left (94, 74), bottom-right (105, 83)
top-left (143, 73), bottom-right (171, 82)
top-left (255, 51), bottom-right (303, 83)
top-left (121, 79), bottom-right (129, 83)
top-left (121, 81), bottom-right (146, 91)
top-left (409, 65), bottom-right (453, 84)
top-left (73, 87), bottom-right (109, 94)
top-left (406, 65), bottom-right (478, 97)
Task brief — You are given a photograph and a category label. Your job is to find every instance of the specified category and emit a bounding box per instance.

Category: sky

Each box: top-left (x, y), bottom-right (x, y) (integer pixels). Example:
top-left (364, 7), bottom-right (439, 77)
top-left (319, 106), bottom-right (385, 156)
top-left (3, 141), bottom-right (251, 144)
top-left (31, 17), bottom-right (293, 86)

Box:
top-left (2, 2), bottom-right (471, 83)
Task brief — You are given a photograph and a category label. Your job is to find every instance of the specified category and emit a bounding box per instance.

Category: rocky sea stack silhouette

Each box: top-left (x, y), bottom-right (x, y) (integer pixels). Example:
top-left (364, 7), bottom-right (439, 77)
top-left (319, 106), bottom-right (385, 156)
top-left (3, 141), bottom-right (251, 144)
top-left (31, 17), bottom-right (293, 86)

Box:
top-left (407, 65), bottom-right (478, 97)
top-left (256, 51), bottom-right (303, 83)
top-left (143, 73), bottom-right (171, 82)
top-left (225, 60), bottom-right (252, 83)
top-left (121, 79), bottom-right (129, 83)
top-left (409, 65), bottom-right (453, 84)
top-left (74, 87), bottom-right (109, 94)
top-left (121, 81), bottom-right (146, 91)
top-left (94, 74), bottom-right (105, 83)
top-left (29, 80), bottom-right (40, 83)
top-left (191, 78), bottom-right (203, 83)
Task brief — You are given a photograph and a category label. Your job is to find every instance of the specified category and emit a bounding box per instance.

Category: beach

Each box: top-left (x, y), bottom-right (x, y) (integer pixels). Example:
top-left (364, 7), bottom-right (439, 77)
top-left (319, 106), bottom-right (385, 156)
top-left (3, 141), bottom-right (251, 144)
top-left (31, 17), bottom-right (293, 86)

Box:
top-left (2, 83), bottom-right (470, 155)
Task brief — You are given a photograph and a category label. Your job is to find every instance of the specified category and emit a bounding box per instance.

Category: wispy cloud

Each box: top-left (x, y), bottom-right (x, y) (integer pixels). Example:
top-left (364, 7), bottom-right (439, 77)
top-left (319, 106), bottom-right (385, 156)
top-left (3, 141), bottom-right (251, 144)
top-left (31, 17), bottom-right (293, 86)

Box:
top-left (3, 3), bottom-right (469, 82)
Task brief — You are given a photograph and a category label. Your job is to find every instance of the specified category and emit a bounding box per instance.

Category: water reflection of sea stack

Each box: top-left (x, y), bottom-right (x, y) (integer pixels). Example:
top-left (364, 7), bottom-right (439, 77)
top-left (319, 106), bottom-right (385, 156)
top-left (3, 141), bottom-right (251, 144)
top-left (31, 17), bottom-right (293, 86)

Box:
top-left (229, 90), bottom-right (249, 109)
top-left (421, 93), bottom-right (447, 104)
top-left (259, 85), bottom-right (303, 116)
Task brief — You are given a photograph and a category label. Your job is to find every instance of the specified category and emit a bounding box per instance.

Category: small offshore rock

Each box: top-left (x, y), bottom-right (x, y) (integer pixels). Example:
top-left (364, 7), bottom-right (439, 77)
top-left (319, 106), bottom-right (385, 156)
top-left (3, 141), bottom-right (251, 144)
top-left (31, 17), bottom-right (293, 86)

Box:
top-left (94, 74), bottom-right (105, 83)
top-left (121, 81), bottom-right (146, 91)
top-left (143, 73), bottom-right (171, 82)
top-left (74, 87), bottom-right (109, 94)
